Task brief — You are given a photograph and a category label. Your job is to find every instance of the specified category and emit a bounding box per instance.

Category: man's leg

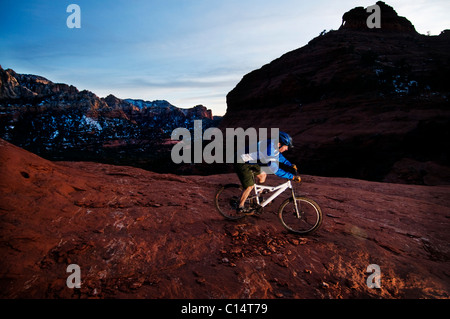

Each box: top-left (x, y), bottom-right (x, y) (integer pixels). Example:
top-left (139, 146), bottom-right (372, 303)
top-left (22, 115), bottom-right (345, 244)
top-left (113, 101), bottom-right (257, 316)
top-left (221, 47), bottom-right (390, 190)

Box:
top-left (239, 171), bottom-right (266, 209)
top-left (256, 171), bottom-right (267, 184)
top-left (234, 163), bottom-right (253, 210)
top-left (239, 185), bottom-right (253, 209)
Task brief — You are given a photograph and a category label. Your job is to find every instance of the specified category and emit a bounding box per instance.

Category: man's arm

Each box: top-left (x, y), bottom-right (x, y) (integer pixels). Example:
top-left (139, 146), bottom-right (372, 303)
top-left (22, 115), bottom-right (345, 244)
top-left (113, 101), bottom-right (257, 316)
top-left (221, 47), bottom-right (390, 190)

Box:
top-left (278, 152), bottom-right (292, 167)
top-left (267, 160), bottom-right (294, 179)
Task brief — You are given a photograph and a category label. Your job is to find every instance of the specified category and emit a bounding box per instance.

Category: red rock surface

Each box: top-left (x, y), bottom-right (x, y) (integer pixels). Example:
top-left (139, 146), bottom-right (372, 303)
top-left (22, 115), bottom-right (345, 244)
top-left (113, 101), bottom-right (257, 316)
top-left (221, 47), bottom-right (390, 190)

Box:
top-left (1, 139), bottom-right (449, 298)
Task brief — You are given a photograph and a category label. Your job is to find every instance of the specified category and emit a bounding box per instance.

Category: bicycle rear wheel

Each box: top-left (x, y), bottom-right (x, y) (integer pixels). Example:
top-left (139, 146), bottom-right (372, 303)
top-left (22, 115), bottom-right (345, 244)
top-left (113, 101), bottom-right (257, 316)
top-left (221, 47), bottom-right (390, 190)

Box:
top-left (278, 197), bottom-right (322, 235)
top-left (215, 184), bottom-right (248, 220)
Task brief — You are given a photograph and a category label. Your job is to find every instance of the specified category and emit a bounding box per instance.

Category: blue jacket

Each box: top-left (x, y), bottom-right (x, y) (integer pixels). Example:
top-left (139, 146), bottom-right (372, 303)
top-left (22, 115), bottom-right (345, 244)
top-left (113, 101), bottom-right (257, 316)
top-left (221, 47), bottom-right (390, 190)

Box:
top-left (239, 139), bottom-right (294, 179)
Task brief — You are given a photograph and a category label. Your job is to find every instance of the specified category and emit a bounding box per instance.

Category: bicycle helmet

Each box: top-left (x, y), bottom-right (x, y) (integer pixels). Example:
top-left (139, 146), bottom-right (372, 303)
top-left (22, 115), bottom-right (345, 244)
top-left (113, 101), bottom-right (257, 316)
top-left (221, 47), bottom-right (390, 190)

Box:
top-left (279, 131), bottom-right (293, 148)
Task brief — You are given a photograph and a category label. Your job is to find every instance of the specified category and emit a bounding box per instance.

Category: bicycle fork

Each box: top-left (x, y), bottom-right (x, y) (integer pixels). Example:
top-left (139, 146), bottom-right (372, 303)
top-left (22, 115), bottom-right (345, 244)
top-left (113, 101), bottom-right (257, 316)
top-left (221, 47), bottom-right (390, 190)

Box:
top-left (291, 187), bottom-right (301, 218)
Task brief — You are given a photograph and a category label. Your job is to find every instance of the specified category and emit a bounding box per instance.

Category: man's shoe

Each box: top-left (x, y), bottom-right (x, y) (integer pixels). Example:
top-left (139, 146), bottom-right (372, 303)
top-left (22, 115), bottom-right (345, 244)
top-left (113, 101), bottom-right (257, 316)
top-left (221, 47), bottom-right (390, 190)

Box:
top-left (236, 206), bottom-right (254, 216)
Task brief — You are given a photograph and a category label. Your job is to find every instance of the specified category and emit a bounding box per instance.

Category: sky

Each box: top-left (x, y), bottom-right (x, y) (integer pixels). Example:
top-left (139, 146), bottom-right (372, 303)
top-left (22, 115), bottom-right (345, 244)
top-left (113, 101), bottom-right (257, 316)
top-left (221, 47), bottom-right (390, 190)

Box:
top-left (1, 0), bottom-right (449, 116)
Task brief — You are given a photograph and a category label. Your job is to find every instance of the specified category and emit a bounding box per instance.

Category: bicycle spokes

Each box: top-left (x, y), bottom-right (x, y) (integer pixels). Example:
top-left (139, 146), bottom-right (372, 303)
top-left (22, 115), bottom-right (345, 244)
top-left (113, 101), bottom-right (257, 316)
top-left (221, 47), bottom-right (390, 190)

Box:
top-left (215, 185), bottom-right (247, 220)
top-left (278, 197), bottom-right (322, 235)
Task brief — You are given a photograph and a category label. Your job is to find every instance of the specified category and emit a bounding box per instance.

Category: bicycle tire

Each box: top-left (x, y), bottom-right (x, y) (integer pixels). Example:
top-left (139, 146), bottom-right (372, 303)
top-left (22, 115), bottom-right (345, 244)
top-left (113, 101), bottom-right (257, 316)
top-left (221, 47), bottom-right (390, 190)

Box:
top-left (215, 184), bottom-right (248, 220)
top-left (278, 197), bottom-right (322, 235)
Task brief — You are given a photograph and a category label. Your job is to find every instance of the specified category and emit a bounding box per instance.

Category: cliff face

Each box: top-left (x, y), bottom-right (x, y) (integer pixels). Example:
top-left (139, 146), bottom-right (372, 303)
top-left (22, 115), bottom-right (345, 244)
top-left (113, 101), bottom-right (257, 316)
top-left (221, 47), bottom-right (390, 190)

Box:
top-left (1, 139), bottom-right (449, 298)
top-left (223, 2), bottom-right (450, 185)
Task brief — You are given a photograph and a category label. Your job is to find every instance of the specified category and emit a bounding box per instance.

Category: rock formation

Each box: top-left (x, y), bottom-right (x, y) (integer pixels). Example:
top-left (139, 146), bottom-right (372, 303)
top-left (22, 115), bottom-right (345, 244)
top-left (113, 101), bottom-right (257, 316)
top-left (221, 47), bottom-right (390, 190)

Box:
top-left (0, 66), bottom-right (217, 171)
top-left (341, 1), bottom-right (417, 33)
top-left (222, 2), bottom-right (450, 185)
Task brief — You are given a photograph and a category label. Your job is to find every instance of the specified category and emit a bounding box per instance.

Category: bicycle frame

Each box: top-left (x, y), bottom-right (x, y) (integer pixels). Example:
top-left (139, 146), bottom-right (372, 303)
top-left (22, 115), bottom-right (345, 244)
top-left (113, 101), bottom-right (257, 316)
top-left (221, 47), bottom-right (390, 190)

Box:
top-left (253, 180), bottom-right (296, 208)
top-left (215, 175), bottom-right (321, 234)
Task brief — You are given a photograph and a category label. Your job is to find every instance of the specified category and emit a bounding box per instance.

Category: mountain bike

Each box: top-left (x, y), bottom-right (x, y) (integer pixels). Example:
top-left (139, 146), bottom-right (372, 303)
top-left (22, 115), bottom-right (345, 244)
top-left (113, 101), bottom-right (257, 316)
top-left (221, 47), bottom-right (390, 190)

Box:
top-left (215, 174), bottom-right (322, 235)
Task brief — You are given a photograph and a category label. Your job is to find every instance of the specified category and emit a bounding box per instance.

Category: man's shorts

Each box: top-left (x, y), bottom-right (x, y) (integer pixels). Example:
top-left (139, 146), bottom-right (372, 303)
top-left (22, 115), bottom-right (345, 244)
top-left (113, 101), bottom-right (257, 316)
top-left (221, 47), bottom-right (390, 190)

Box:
top-left (234, 163), bottom-right (262, 189)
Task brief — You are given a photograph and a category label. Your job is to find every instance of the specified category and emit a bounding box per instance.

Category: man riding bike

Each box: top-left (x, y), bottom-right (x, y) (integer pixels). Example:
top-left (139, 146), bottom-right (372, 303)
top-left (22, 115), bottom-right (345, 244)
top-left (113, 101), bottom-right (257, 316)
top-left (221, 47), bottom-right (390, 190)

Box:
top-left (234, 131), bottom-right (300, 214)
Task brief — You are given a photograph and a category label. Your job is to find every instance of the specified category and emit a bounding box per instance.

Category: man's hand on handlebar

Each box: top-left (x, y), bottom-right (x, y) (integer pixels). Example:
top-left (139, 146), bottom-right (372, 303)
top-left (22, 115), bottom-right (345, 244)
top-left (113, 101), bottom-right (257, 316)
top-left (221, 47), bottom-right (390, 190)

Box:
top-left (292, 175), bottom-right (301, 183)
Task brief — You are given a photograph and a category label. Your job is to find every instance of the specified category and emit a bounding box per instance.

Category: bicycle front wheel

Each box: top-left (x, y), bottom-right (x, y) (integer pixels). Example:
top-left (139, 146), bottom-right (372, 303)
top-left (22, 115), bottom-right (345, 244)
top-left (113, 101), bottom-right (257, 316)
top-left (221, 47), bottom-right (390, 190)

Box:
top-left (215, 184), bottom-right (248, 220)
top-left (278, 197), bottom-right (322, 235)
